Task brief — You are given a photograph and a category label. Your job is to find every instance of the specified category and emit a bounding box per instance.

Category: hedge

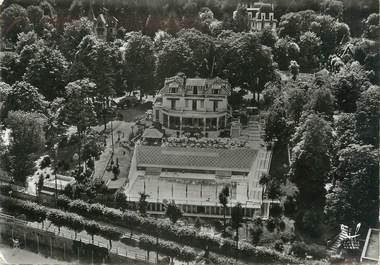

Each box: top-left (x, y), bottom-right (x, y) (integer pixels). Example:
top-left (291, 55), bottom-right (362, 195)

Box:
top-left (138, 235), bottom-right (197, 262)
top-left (56, 195), bottom-right (299, 263)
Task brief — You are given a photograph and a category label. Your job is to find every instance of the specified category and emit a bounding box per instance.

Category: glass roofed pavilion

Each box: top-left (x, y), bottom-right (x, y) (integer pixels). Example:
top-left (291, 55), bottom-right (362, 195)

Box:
top-left (125, 144), bottom-right (274, 219)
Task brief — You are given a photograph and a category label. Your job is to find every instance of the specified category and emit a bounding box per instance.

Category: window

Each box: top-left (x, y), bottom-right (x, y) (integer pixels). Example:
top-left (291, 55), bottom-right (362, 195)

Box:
top-left (213, 101), bottom-right (218, 112)
top-left (193, 86), bottom-right (198, 95)
top-left (171, 99), bottom-right (176, 109)
top-left (212, 89), bottom-right (220, 95)
top-left (170, 87), bottom-right (177, 93)
top-left (192, 100), bottom-right (197, 110)
top-left (200, 100), bottom-right (204, 108)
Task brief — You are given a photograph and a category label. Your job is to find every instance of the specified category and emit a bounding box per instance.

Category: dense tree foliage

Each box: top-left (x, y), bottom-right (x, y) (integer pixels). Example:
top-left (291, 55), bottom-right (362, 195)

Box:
top-left (2, 81), bottom-right (46, 118)
top-left (325, 145), bottom-right (378, 230)
top-left (1, 4), bottom-right (29, 42)
top-left (121, 32), bottom-right (155, 97)
top-left (6, 111), bottom-right (46, 183)
top-left (61, 18), bottom-right (94, 61)
top-left (355, 85), bottom-right (380, 148)
top-left (23, 44), bottom-right (68, 100)
top-left (289, 114), bottom-right (333, 236)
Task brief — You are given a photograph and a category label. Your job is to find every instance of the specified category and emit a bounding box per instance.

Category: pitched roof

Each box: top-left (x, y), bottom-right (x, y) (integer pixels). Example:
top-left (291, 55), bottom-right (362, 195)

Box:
top-left (136, 145), bottom-right (257, 172)
top-left (142, 128), bottom-right (164, 139)
top-left (186, 78), bottom-right (207, 87)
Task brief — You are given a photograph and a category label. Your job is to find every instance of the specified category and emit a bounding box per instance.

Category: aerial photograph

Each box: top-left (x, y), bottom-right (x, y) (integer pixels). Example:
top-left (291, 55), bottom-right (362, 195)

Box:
top-left (0, 0), bottom-right (378, 264)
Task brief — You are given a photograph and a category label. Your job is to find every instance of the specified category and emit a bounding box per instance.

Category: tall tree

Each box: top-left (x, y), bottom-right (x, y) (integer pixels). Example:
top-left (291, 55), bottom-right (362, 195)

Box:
top-left (60, 79), bottom-right (97, 166)
top-left (264, 99), bottom-right (294, 145)
top-left (138, 192), bottom-right (149, 216)
top-left (3, 81), bottom-right (46, 119)
top-left (355, 85), bottom-right (380, 148)
top-left (121, 32), bottom-right (155, 98)
top-left (232, 5), bottom-right (248, 32)
top-left (23, 45), bottom-right (68, 100)
top-left (165, 200), bottom-right (183, 224)
top-left (273, 37), bottom-right (300, 70)
top-left (333, 62), bottom-right (370, 113)
top-left (26, 5), bottom-right (44, 32)
top-left (231, 203), bottom-right (243, 249)
top-left (156, 38), bottom-right (194, 85)
top-left (325, 145), bottom-right (378, 230)
top-left (218, 186), bottom-right (229, 234)
top-left (177, 28), bottom-right (214, 77)
top-left (289, 114), bottom-right (333, 236)
top-left (298, 31), bottom-right (321, 72)
top-left (362, 13), bottom-right (379, 40)
top-left (225, 32), bottom-right (275, 100)
top-left (7, 111), bottom-right (47, 184)
top-left (307, 87), bottom-right (335, 120)
top-left (1, 4), bottom-right (29, 42)
top-left (61, 18), bottom-right (94, 61)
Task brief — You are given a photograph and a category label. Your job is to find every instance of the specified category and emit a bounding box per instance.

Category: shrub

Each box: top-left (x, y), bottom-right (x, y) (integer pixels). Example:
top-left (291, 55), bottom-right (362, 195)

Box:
top-left (266, 217), bottom-right (277, 232)
top-left (178, 246), bottom-right (197, 262)
top-left (89, 203), bottom-right (105, 216)
top-left (290, 241), bottom-right (308, 258)
top-left (274, 240), bottom-right (284, 252)
top-left (57, 195), bottom-right (71, 210)
top-left (269, 204), bottom-right (283, 218)
top-left (280, 231), bottom-right (296, 243)
top-left (250, 226), bottom-right (263, 245)
top-left (39, 156), bottom-right (51, 169)
top-left (69, 200), bottom-right (90, 216)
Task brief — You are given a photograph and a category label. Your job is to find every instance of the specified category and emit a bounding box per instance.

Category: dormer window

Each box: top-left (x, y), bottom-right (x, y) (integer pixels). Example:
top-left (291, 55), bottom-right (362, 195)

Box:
top-left (212, 89), bottom-right (220, 95)
top-left (170, 87), bottom-right (177, 93)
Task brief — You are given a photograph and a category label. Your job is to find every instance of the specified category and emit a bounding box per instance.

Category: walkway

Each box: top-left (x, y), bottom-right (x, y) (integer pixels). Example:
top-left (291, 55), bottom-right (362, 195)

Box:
top-left (93, 121), bottom-right (135, 189)
top-left (0, 212), bottom-right (156, 264)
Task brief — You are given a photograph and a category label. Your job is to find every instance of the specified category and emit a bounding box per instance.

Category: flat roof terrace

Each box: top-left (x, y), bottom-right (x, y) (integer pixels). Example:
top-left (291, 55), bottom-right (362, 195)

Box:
top-left (136, 145), bottom-right (258, 172)
top-left (127, 172), bottom-right (262, 208)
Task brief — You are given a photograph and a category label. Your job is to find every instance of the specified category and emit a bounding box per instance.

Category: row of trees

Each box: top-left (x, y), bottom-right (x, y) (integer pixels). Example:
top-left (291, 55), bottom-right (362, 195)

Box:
top-left (2, 0), bottom-right (376, 41)
top-left (3, 197), bottom-right (122, 248)
top-left (3, 3), bottom-right (376, 105)
top-left (52, 195), bottom-right (297, 262)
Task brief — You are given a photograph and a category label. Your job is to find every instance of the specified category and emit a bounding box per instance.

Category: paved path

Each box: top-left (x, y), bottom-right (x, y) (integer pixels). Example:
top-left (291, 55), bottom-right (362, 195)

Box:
top-left (93, 121), bottom-right (135, 189)
top-left (0, 212), bottom-right (156, 264)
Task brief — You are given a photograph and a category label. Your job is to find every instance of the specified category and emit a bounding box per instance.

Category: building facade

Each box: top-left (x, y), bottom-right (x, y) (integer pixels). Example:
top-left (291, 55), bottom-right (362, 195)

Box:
top-left (153, 74), bottom-right (231, 138)
top-left (235, 0), bottom-right (277, 31)
top-left (88, 3), bottom-right (118, 41)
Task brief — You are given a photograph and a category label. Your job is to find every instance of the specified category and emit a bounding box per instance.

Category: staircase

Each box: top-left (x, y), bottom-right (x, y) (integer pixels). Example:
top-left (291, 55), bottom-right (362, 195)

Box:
top-left (239, 118), bottom-right (265, 142)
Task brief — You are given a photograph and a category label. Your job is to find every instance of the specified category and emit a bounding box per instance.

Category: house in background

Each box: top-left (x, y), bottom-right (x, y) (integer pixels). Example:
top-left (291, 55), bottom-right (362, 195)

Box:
top-left (153, 73), bottom-right (231, 138)
top-left (88, 2), bottom-right (118, 41)
top-left (234, 0), bottom-right (277, 31)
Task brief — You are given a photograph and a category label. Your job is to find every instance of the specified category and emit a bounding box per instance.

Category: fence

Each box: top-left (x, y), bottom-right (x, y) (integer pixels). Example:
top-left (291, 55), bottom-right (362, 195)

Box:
top-left (0, 212), bottom-right (154, 264)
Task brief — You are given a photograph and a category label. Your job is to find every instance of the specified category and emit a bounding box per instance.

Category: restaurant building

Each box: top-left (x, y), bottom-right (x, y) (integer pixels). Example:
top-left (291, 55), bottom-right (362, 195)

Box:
top-left (153, 74), bottom-right (231, 138)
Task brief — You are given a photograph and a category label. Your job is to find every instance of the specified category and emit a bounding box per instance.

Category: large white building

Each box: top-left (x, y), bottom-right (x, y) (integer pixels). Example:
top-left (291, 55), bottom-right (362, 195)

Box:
top-left (125, 143), bottom-right (273, 219)
top-left (153, 74), bottom-right (231, 138)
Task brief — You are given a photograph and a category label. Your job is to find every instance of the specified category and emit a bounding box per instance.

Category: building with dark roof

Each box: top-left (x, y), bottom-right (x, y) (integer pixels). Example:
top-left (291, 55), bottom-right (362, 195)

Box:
top-left (87, 1), bottom-right (118, 41)
top-left (153, 73), bottom-right (231, 138)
